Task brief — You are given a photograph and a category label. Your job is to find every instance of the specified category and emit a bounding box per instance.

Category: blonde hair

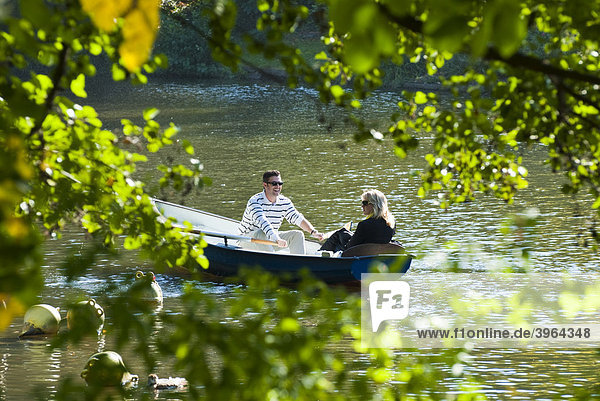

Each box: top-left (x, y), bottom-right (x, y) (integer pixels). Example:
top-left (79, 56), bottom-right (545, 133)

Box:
top-left (362, 189), bottom-right (395, 228)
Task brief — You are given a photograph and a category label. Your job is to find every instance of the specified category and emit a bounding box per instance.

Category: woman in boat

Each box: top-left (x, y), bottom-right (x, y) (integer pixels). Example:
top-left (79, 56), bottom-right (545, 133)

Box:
top-left (346, 189), bottom-right (396, 248)
top-left (320, 189), bottom-right (396, 252)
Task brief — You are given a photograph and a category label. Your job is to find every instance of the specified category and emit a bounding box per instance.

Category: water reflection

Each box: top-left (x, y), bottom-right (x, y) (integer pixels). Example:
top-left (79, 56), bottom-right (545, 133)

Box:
top-left (0, 353), bottom-right (8, 399)
top-left (89, 80), bottom-right (600, 273)
top-left (1, 81), bottom-right (600, 399)
top-left (468, 348), bottom-right (600, 399)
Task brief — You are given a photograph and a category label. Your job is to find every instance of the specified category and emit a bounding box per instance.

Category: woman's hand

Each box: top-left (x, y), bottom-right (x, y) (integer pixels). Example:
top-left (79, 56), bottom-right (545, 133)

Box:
top-left (311, 231), bottom-right (324, 241)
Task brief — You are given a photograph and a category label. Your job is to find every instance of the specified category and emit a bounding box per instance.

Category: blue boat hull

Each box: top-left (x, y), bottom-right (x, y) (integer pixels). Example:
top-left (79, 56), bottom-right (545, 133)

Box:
top-left (150, 197), bottom-right (411, 284)
top-left (202, 243), bottom-right (412, 284)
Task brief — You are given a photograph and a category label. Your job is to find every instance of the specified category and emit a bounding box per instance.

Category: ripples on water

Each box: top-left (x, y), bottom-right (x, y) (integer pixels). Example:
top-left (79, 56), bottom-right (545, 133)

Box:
top-left (116, 82), bottom-right (600, 273)
top-left (2, 81), bottom-right (600, 399)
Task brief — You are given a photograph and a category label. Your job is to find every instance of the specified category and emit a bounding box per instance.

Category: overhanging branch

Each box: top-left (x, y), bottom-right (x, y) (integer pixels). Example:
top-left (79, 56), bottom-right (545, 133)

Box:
top-left (377, 4), bottom-right (600, 86)
top-left (484, 48), bottom-right (600, 86)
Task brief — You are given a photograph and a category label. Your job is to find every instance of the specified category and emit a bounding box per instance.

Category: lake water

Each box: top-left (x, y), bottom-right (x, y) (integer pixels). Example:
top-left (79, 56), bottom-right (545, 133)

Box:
top-left (1, 80), bottom-right (600, 399)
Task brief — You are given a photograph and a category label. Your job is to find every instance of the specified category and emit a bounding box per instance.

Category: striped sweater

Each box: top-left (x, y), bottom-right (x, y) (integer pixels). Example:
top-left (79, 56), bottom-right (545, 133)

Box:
top-left (238, 191), bottom-right (305, 242)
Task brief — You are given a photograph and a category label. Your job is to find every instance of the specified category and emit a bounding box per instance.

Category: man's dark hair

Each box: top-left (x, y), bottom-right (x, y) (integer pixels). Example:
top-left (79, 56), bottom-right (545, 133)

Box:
top-left (262, 170), bottom-right (281, 183)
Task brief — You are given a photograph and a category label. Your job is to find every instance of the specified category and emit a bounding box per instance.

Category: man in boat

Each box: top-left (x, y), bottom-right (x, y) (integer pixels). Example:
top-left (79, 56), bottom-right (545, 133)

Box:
top-left (238, 170), bottom-right (324, 254)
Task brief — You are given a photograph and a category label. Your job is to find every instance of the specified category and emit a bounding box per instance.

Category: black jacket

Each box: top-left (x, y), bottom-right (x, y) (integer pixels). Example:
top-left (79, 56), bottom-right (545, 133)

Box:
top-left (345, 217), bottom-right (395, 249)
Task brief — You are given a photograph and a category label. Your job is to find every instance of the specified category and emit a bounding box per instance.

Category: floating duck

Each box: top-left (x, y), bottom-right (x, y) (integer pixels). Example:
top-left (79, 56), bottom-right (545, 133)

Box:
top-left (81, 351), bottom-right (138, 387)
top-left (66, 299), bottom-right (105, 335)
top-left (133, 271), bottom-right (163, 305)
top-left (19, 304), bottom-right (61, 337)
top-left (147, 374), bottom-right (188, 390)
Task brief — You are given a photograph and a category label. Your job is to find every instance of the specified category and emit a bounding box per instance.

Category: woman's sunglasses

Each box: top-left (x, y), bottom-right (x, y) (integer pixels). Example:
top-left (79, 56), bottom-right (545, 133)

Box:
top-left (361, 200), bottom-right (370, 206)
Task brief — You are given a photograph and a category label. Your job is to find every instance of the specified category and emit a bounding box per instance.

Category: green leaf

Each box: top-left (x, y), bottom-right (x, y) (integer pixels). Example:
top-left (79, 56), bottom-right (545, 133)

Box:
top-left (488, 0), bottom-right (527, 58)
top-left (414, 91), bottom-right (428, 104)
top-left (315, 51), bottom-right (329, 61)
top-left (112, 64), bottom-right (126, 81)
top-left (124, 236), bottom-right (142, 250)
top-left (143, 108), bottom-right (159, 121)
top-left (330, 85), bottom-right (344, 100)
top-left (370, 367), bottom-right (391, 383)
top-left (257, 0), bottom-right (269, 12)
top-left (20, 0), bottom-right (51, 31)
top-left (182, 140), bottom-right (194, 155)
top-left (329, 0), bottom-right (363, 34)
top-left (344, 38), bottom-right (378, 74)
top-left (425, 15), bottom-right (470, 53)
top-left (70, 74), bottom-right (87, 98)
top-left (279, 317), bottom-right (300, 332)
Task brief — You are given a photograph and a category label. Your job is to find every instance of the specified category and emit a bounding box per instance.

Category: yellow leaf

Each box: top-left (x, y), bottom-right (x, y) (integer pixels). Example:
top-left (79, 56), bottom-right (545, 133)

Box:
top-left (0, 295), bottom-right (25, 332)
top-left (80, 0), bottom-right (159, 71)
top-left (79, 0), bottom-right (132, 31)
top-left (5, 217), bottom-right (30, 239)
top-left (119, 0), bottom-right (160, 71)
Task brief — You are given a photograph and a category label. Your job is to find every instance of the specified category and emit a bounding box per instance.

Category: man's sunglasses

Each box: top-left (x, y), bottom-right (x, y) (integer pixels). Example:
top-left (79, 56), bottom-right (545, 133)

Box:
top-left (267, 181), bottom-right (284, 186)
top-left (362, 200), bottom-right (370, 206)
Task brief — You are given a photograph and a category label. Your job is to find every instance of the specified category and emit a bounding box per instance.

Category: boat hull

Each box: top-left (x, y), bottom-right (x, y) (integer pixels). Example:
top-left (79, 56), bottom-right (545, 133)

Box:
top-left (152, 198), bottom-right (412, 284)
top-left (201, 242), bottom-right (411, 284)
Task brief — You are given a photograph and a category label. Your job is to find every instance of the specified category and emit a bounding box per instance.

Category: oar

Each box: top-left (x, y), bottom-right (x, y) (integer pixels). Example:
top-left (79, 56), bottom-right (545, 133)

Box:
top-left (321, 221), bottom-right (352, 240)
top-left (174, 225), bottom-right (278, 246)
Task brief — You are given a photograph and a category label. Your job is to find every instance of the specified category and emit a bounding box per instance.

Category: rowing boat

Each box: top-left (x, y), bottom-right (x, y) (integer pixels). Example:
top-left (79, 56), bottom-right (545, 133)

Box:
top-left (152, 198), bottom-right (412, 284)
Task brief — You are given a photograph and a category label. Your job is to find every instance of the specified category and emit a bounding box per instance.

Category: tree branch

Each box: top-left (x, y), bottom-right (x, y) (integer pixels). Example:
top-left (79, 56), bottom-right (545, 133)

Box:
top-left (555, 79), bottom-right (600, 115)
top-left (377, 4), bottom-right (600, 86)
top-left (484, 48), bottom-right (600, 86)
top-left (28, 45), bottom-right (70, 150)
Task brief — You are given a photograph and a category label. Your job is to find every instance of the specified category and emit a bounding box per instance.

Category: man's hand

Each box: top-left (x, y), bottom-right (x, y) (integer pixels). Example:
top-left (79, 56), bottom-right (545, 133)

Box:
top-left (276, 238), bottom-right (288, 248)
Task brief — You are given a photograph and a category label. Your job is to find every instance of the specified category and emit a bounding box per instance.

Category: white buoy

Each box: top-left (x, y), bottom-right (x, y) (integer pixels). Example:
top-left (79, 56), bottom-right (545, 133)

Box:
top-left (19, 304), bottom-right (61, 337)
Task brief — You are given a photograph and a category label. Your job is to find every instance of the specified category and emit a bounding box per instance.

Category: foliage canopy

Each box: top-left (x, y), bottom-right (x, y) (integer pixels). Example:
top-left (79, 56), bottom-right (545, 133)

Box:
top-left (2, 0), bottom-right (600, 398)
top-left (221, 0), bottom-right (600, 211)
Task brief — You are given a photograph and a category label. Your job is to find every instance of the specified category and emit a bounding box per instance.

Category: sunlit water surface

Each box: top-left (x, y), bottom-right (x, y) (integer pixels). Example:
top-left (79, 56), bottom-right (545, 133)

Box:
top-left (2, 80), bottom-right (600, 399)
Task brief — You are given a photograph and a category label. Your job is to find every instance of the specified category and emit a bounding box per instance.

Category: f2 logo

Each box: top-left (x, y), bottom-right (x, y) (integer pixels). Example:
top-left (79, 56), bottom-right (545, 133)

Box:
top-left (369, 281), bottom-right (410, 332)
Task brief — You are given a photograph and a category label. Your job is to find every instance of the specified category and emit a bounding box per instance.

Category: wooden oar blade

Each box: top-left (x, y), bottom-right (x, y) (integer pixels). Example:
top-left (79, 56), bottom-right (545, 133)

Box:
top-left (172, 224), bottom-right (279, 246)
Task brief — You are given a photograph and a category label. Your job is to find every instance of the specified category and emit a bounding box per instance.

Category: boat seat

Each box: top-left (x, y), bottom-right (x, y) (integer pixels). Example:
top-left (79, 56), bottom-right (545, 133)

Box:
top-left (341, 243), bottom-right (406, 257)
